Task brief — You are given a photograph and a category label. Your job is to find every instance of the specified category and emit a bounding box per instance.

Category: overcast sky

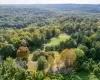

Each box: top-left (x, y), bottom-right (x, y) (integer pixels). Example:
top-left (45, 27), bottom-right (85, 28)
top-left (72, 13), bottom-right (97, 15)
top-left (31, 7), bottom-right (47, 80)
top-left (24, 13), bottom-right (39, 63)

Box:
top-left (0, 0), bottom-right (99, 4)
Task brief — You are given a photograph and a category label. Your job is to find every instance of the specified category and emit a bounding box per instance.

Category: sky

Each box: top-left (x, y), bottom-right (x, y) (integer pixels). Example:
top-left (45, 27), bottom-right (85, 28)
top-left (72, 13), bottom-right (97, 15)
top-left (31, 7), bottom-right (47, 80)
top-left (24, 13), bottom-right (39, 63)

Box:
top-left (0, 0), bottom-right (99, 4)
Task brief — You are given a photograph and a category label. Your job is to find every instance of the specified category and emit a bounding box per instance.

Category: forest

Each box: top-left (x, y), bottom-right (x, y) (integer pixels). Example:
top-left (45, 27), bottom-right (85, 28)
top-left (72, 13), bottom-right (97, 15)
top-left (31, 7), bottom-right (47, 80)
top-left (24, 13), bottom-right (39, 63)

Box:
top-left (0, 4), bottom-right (100, 80)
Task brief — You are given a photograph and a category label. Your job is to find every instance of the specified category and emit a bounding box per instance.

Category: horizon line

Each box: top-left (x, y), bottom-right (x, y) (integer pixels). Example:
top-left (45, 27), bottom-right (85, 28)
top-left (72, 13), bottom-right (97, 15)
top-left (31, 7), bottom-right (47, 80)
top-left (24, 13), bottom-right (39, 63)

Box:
top-left (0, 3), bottom-right (100, 5)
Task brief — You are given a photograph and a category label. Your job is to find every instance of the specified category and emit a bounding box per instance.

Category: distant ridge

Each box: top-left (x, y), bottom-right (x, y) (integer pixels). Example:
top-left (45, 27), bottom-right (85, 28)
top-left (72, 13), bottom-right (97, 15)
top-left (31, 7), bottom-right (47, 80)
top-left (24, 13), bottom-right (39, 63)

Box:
top-left (0, 4), bottom-right (100, 13)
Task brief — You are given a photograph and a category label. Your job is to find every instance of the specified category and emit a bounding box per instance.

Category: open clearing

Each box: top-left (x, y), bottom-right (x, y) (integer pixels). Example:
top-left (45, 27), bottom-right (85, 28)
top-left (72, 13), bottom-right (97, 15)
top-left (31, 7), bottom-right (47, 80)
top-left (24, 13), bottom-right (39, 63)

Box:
top-left (45, 33), bottom-right (70, 47)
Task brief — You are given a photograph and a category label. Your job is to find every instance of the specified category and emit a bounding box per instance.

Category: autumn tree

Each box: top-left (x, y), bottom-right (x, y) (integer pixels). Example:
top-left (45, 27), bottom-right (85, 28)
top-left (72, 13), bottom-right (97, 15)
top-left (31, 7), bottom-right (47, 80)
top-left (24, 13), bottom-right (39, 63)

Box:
top-left (16, 46), bottom-right (30, 60)
top-left (60, 49), bottom-right (76, 69)
top-left (47, 55), bottom-right (54, 72)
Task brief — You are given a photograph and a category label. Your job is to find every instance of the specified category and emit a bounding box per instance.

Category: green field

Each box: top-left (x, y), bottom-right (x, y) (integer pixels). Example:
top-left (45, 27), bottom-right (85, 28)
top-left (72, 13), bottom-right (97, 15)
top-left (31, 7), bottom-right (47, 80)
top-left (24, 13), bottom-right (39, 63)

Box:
top-left (44, 34), bottom-right (70, 50)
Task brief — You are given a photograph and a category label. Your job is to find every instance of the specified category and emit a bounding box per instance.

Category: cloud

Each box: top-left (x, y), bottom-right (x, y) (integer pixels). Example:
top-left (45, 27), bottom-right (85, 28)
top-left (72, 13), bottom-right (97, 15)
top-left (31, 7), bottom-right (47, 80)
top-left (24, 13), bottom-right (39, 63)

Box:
top-left (0, 0), bottom-right (99, 4)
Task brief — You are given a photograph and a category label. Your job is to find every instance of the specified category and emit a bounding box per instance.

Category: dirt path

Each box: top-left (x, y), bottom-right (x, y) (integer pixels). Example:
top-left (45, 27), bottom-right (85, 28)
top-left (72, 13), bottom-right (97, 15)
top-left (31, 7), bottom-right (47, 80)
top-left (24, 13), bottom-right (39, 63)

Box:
top-left (27, 54), bottom-right (37, 71)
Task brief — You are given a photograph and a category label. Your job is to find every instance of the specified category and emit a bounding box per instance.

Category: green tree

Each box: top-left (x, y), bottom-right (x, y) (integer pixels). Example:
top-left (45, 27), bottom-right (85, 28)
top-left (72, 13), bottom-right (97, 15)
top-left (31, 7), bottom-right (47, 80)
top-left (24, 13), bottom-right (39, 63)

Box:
top-left (90, 48), bottom-right (96, 59)
top-left (9, 36), bottom-right (20, 48)
top-left (0, 57), bottom-right (33, 80)
top-left (74, 48), bottom-right (84, 59)
top-left (0, 44), bottom-right (16, 58)
top-left (94, 41), bottom-right (100, 60)
top-left (78, 44), bottom-right (88, 53)
top-left (37, 56), bottom-right (48, 71)
top-left (54, 29), bottom-right (60, 37)
top-left (89, 73), bottom-right (99, 80)
top-left (82, 58), bottom-right (96, 72)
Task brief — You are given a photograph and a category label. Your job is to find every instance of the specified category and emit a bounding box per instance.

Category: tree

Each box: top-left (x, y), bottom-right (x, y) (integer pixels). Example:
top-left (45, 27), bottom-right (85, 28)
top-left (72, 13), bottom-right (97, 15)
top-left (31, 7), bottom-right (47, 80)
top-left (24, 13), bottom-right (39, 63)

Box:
top-left (93, 62), bottom-right (100, 78)
top-left (89, 34), bottom-right (96, 42)
top-left (47, 55), bottom-right (54, 72)
top-left (32, 49), bottom-right (41, 61)
top-left (46, 29), bottom-right (52, 39)
top-left (0, 36), bottom-right (5, 42)
top-left (33, 31), bottom-right (41, 45)
top-left (32, 30), bottom-right (45, 47)
top-left (78, 44), bottom-right (88, 53)
top-left (0, 57), bottom-right (33, 80)
top-left (89, 73), bottom-right (99, 80)
top-left (90, 48), bottom-right (96, 59)
top-left (82, 36), bottom-right (91, 48)
top-left (16, 46), bottom-right (30, 60)
top-left (82, 58), bottom-right (96, 72)
top-left (44, 77), bottom-right (51, 80)
top-left (94, 41), bottom-right (100, 60)
top-left (0, 44), bottom-right (16, 58)
top-left (54, 29), bottom-right (60, 37)
top-left (74, 48), bottom-right (84, 59)
top-left (0, 41), bottom-right (8, 48)
top-left (65, 38), bottom-right (77, 48)
top-left (21, 39), bottom-right (27, 46)
top-left (9, 36), bottom-right (20, 48)
top-left (64, 72), bottom-right (82, 80)
top-left (74, 48), bottom-right (85, 71)
top-left (37, 56), bottom-right (48, 71)
top-left (60, 49), bottom-right (76, 69)
top-left (55, 54), bottom-right (61, 71)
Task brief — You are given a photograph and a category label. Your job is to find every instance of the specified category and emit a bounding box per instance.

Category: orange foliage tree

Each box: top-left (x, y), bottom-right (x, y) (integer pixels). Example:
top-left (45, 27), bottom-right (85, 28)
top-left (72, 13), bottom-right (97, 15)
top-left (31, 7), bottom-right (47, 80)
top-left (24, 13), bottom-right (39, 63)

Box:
top-left (16, 46), bottom-right (30, 60)
top-left (60, 49), bottom-right (76, 69)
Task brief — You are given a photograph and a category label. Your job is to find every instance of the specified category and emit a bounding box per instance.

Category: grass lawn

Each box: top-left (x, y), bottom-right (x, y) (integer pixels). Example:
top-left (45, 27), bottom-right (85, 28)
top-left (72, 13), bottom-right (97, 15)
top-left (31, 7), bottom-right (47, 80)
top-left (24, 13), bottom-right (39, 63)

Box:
top-left (43, 33), bottom-right (70, 51)
top-left (44, 33), bottom-right (70, 47)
